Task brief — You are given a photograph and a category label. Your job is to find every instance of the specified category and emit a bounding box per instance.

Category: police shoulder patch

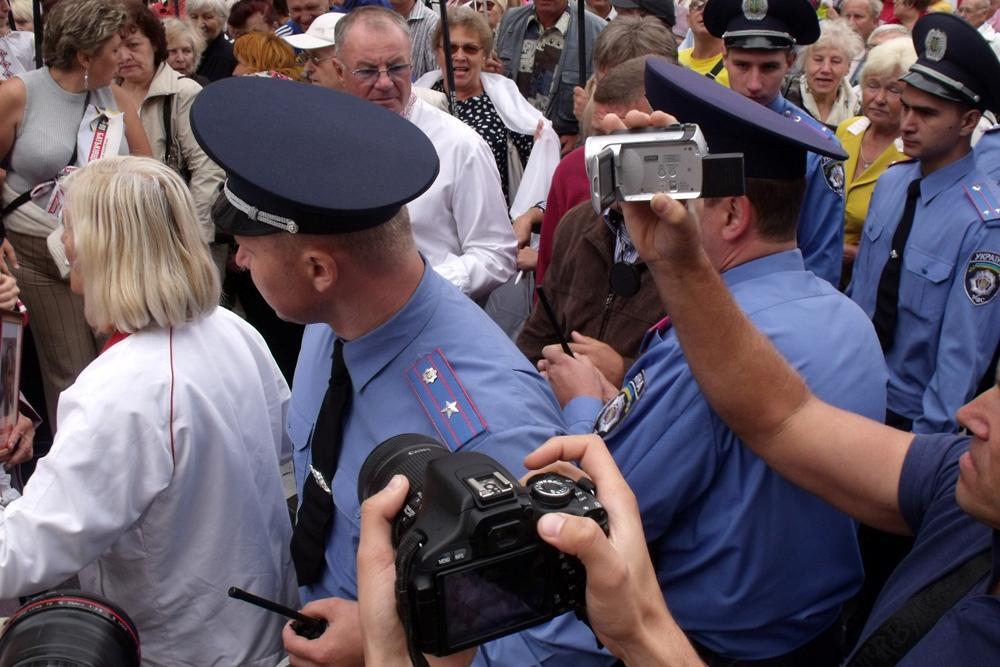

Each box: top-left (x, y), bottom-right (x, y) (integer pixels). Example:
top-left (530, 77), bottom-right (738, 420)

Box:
top-left (821, 157), bottom-right (845, 196)
top-left (965, 251), bottom-right (1000, 306)
top-left (406, 349), bottom-right (487, 450)
top-left (963, 182), bottom-right (1000, 225)
top-left (593, 371), bottom-right (646, 437)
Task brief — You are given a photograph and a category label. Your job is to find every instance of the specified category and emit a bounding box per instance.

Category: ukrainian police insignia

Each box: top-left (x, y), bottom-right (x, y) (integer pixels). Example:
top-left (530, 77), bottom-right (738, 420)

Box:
top-left (822, 157), bottom-right (845, 196)
top-left (925, 29), bottom-right (947, 62)
top-left (742, 0), bottom-right (767, 21)
top-left (594, 371), bottom-right (646, 437)
top-left (965, 251), bottom-right (1000, 305)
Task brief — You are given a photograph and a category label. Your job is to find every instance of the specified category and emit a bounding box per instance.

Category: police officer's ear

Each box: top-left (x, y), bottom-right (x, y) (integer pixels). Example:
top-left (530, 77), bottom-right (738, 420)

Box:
top-left (298, 241), bottom-right (340, 294)
top-left (782, 49), bottom-right (796, 70)
top-left (958, 105), bottom-right (982, 138)
top-left (719, 195), bottom-right (752, 241)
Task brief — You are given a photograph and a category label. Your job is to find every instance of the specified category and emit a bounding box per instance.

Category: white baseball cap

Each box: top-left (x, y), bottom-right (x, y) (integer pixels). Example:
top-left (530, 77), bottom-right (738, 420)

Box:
top-left (282, 12), bottom-right (343, 51)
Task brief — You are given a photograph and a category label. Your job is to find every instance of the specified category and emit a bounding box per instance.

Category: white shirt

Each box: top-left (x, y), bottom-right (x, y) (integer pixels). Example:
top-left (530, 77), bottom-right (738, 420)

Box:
top-left (405, 96), bottom-right (517, 299)
top-left (1, 308), bottom-right (298, 667)
top-left (0, 31), bottom-right (34, 81)
top-left (978, 23), bottom-right (1000, 61)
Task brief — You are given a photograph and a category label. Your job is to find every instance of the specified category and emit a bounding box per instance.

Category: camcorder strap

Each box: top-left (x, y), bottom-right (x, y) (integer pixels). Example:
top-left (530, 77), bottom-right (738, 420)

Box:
top-left (395, 529), bottom-right (430, 667)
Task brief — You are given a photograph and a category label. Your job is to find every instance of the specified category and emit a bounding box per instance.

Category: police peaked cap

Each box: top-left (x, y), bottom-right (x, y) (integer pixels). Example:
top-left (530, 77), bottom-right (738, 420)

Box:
top-left (191, 77), bottom-right (440, 236)
top-left (703, 0), bottom-right (819, 49)
top-left (644, 58), bottom-right (847, 180)
top-left (903, 13), bottom-right (1000, 113)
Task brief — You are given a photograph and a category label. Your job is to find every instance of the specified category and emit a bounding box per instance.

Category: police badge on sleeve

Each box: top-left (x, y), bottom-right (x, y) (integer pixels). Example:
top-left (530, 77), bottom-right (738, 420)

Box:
top-left (594, 371), bottom-right (646, 437)
top-left (965, 251), bottom-right (1000, 305)
top-left (821, 157), bottom-right (845, 196)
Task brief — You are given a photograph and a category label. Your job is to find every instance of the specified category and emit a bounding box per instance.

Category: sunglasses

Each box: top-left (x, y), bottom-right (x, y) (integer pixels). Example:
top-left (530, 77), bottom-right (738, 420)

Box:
top-left (440, 42), bottom-right (484, 56)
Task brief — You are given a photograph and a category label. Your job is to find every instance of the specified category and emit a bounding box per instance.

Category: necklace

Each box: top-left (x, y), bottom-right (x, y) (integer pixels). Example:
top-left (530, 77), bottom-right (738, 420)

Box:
top-left (858, 132), bottom-right (885, 170)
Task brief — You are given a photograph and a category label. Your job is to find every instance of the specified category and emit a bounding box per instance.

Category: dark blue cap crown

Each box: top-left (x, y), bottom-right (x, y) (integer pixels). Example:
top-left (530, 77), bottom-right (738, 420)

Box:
top-left (191, 77), bottom-right (440, 236)
top-left (644, 58), bottom-right (846, 180)
top-left (703, 0), bottom-right (819, 49)
top-left (902, 13), bottom-right (1000, 113)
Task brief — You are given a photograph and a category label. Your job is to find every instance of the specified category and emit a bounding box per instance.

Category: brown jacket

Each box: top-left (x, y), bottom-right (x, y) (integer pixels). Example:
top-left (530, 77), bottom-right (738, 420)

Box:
top-left (517, 202), bottom-right (664, 369)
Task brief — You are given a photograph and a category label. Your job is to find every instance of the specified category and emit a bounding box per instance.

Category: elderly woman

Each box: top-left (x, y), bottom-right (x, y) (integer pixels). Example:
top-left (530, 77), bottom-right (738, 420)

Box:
top-left (164, 17), bottom-right (207, 82)
top-left (418, 7), bottom-right (542, 206)
top-left (233, 30), bottom-right (302, 79)
top-left (228, 0), bottom-right (280, 39)
top-left (786, 20), bottom-right (864, 129)
top-left (0, 155), bottom-right (297, 665)
top-left (0, 0), bottom-right (150, 426)
top-left (187, 0), bottom-right (235, 81)
top-left (835, 37), bottom-right (917, 283)
top-left (118, 1), bottom-right (224, 246)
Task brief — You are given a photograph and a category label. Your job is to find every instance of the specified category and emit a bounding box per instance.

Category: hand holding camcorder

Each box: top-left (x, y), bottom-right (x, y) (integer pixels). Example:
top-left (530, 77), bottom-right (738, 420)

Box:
top-left (356, 434), bottom-right (609, 659)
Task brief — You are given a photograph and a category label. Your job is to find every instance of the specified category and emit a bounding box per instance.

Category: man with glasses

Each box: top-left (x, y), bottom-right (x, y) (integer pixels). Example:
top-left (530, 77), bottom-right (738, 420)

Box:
top-left (330, 6), bottom-right (515, 302)
top-left (284, 11), bottom-right (343, 88)
top-left (677, 0), bottom-right (729, 87)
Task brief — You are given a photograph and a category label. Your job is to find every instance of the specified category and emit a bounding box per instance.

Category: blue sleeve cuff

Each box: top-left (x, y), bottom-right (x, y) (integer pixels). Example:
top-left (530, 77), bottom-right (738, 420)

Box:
top-left (562, 396), bottom-right (604, 435)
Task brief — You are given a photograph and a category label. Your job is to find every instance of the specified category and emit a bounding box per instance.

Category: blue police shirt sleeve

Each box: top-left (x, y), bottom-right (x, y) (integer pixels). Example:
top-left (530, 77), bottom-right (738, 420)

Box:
top-left (799, 151), bottom-right (846, 287)
top-left (562, 395), bottom-right (605, 435)
top-left (915, 228), bottom-right (1000, 433)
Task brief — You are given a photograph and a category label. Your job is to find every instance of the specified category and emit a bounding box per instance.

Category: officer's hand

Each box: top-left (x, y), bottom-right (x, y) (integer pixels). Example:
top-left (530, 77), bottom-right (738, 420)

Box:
top-left (283, 598), bottom-right (363, 667)
top-left (356, 475), bottom-right (476, 667)
top-left (525, 435), bottom-right (705, 666)
top-left (0, 413), bottom-right (34, 469)
top-left (538, 345), bottom-right (610, 407)
top-left (568, 332), bottom-right (627, 388)
top-left (599, 111), bottom-right (707, 274)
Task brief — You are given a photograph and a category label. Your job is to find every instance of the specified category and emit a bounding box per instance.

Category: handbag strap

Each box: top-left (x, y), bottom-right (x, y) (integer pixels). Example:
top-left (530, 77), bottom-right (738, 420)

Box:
top-left (161, 92), bottom-right (175, 167)
top-left (706, 58), bottom-right (725, 81)
top-left (847, 548), bottom-right (993, 667)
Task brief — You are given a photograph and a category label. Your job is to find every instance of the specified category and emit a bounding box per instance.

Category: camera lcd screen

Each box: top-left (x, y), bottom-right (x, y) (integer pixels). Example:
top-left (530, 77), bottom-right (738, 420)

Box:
top-left (439, 546), bottom-right (551, 647)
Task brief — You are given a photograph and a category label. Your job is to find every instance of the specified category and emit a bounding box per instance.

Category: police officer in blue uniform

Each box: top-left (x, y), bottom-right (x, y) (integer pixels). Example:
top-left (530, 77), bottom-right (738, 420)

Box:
top-left (190, 77), bottom-right (572, 666)
top-left (849, 14), bottom-right (1000, 435)
top-left (703, 0), bottom-right (847, 287)
top-left (511, 61), bottom-right (888, 665)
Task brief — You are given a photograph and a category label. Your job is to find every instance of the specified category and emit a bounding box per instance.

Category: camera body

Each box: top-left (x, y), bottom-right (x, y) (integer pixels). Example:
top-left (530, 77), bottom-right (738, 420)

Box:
top-left (358, 435), bottom-right (608, 656)
top-left (585, 124), bottom-right (745, 213)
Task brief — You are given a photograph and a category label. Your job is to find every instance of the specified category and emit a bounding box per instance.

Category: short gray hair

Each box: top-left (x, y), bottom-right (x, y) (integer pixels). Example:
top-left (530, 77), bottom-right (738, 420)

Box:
top-left (867, 23), bottom-right (909, 48)
top-left (860, 36), bottom-right (917, 84)
top-left (186, 0), bottom-right (227, 19)
top-left (43, 0), bottom-right (127, 70)
top-left (844, 0), bottom-right (883, 18)
top-left (803, 19), bottom-right (864, 63)
top-left (163, 17), bottom-right (207, 67)
top-left (335, 6), bottom-right (410, 56)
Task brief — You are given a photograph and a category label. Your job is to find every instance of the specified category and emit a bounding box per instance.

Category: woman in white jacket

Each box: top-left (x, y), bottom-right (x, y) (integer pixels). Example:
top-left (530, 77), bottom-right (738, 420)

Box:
top-left (0, 156), bottom-right (298, 667)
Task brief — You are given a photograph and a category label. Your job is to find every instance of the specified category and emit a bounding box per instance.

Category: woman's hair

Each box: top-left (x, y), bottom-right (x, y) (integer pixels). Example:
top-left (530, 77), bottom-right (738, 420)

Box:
top-left (10, 0), bottom-right (33, 24)
top-left (800, 19), bottom-right (864, 66)
top-left (123, 0), bottom-right (169, 68)
top-left (63, 157), bottom-right (220, 333)
top-left (866, 23), bottom-right (909, 48)
top-left (163, 17), bottom-right (207, 66)
top-left (186, 0), bottom-right (227, 19)
top-left (432, 6), bottom-right (493, 56)
top-left (228, 0), bottom-right (278, 30)
top-left (592, 16), bottom-right (677, 75)
top-left (233, 31), bottom-right (302, 79)
top-left (860, 36), bottom-right (917, 84)
top-left (43, 0), bottom-right (128, 70)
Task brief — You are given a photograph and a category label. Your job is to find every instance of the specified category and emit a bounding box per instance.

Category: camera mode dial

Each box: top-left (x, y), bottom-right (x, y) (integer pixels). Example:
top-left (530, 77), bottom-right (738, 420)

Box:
top-left (529, 475), bottom-right (574, 508)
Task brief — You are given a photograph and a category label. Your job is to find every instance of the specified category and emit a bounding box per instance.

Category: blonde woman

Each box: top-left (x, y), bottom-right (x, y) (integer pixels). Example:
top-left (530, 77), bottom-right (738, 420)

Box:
top-left (164, 17), bottom-right (208, 82)
top-left (0, 156), bottom-right (296, 666)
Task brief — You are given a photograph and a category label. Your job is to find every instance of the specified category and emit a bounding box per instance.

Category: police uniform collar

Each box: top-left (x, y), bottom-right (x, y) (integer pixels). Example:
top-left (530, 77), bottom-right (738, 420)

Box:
top-left (192, 77), bottom-right (440, 236)
top-left (918, 150), bottom-right (978, 203)
top-left (721, 248), bottom-right (804, 288)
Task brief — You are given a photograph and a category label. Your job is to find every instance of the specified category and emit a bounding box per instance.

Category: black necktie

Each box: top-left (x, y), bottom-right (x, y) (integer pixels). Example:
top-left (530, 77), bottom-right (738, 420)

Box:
top-left (290, 339), bottom-right (352, 586)
top-left (872, 178), bottom-right (922, 353)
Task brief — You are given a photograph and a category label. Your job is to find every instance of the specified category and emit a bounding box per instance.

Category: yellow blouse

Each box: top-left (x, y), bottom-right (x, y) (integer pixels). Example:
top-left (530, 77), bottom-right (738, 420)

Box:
top-left (835, 116), bottom-right (908, 246)
top-left (678, 48), bottom-right (731, 88)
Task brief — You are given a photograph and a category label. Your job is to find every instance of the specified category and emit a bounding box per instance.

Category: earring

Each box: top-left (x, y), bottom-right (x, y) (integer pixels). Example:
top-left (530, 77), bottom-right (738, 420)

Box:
top-left (83, 67), bottom-right (90, 91)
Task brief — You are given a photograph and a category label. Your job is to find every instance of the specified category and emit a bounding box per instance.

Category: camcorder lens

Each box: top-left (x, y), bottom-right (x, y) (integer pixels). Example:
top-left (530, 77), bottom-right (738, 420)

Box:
top-left (0, 591), bottom-right (140, 667)
top-left (357, 434), bottom-right (450, 540)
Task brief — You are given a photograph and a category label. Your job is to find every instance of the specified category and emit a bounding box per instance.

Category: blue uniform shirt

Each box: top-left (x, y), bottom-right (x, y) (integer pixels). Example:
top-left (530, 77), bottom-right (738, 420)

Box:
top-left (850, 433), bottom-right (1000, 663)
top-left (766, 94), bottom-right (847, 287)
top-left (287, 265), bottom-right (568, 604)
top-left (975, 126), bottom-right (1000, 180)
top-left (848, 151), bottom-right (1000, 433)
top-left (553, 250), bottom-right (887, 660)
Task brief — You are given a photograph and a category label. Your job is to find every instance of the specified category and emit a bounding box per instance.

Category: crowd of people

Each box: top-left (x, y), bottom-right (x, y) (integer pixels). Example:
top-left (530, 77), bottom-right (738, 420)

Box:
top-left (0, 0), bottom-right (998, 665)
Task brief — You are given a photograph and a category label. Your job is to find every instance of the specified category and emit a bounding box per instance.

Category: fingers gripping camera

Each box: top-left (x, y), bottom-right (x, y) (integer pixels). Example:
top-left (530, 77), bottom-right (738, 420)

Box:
top-left (358, 434), bottom-right (609, 657)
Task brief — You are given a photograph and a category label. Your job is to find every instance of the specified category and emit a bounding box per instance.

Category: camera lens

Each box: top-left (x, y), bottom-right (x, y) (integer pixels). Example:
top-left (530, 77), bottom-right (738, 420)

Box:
top-left (357, 433), bottom-right (449, 510)
top-left (0, 591), bottom-right (141, 667)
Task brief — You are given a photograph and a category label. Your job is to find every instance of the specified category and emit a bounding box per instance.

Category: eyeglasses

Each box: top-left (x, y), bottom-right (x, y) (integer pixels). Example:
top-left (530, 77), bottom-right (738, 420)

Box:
top-left (439, 42), bottom-right (484, 56)
top-left (305, 52), bottom-right (337, 66)
top-left (350, 63), bottom-right (412, 84)
top-left (863, 80), bottom-right (904, 99)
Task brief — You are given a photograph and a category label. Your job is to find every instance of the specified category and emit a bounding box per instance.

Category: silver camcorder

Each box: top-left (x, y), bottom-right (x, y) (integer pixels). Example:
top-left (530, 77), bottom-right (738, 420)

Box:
top-left (585, 124), bottom-right (745, 213)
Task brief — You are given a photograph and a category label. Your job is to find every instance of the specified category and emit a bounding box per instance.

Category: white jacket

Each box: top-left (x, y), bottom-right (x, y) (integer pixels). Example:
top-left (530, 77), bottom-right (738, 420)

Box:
top-left (1, 308), bottom-right (298, 667)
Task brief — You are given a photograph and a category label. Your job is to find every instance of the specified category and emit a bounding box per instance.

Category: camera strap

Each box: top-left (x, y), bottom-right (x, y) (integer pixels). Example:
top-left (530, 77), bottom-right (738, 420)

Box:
top-left (395, 530), bottom-right (430, 667)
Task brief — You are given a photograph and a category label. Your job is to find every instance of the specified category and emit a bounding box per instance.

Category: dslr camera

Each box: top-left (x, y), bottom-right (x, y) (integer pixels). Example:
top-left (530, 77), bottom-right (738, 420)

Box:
top-left (585, 124), bottom-right (745, 213)
top-left (357, 434), bottom-right (609, 657)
